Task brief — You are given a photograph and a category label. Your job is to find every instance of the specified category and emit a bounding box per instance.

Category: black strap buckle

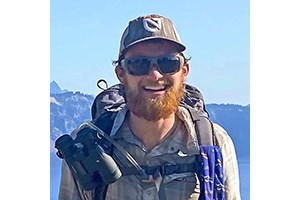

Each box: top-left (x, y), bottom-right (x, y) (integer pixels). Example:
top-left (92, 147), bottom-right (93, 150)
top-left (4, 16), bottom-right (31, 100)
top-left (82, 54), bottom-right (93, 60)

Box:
top-left (160, 163), bottom-right (179, 175)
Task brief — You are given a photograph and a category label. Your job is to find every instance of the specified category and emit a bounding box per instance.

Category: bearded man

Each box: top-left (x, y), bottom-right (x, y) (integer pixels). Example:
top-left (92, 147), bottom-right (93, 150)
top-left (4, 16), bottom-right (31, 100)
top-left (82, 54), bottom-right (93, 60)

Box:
top-left (58, 14), bottom-right (241, 200)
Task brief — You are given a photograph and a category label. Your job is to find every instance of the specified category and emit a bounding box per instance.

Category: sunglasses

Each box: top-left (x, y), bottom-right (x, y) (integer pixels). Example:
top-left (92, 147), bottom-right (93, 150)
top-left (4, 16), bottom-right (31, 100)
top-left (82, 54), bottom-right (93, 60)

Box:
top-left (120, 55), bottom-right (185, 76)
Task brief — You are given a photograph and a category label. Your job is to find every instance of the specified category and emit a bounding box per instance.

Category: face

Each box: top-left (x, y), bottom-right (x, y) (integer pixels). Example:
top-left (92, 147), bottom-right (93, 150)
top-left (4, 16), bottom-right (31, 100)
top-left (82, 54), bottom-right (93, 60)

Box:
top-left (115, 40), bottom-right (189, 121)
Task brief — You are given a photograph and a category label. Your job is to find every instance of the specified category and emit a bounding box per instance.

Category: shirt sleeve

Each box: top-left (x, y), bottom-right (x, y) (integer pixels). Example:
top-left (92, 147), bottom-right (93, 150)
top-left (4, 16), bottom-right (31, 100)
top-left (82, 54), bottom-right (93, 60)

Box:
top-left (58, 160), bottom-right (94, 200)
top-left (213, 123), bottom-right (242, 200)
top-left (57, 126), bottom-right (95, 200)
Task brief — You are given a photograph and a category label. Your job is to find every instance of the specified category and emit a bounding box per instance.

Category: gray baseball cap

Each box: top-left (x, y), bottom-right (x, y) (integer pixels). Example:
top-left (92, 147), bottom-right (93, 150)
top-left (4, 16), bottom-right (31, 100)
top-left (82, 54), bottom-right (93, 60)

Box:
top-left (118, 14), bottom-right (186, 59)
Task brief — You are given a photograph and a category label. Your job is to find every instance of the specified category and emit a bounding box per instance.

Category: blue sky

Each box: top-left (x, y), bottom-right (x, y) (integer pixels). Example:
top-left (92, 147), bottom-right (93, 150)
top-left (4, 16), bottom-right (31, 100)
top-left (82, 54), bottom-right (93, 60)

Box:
top-left (50, 0), bottom-right (250, 105)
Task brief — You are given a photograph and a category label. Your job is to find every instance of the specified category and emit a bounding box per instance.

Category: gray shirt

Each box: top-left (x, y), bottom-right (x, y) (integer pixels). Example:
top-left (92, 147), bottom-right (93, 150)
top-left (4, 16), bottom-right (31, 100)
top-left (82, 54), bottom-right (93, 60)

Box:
top-left (58, 106), bottom-right (241, 200)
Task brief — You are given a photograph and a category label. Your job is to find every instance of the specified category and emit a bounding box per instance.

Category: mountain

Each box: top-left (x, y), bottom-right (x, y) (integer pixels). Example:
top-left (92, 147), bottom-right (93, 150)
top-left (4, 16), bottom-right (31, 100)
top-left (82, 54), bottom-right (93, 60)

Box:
top-left (50, 81), bottom-right (62, 94)
top-left (50, 91), bottom-right (94, 152)
top-left (206, 104), bottom-right (250, 159)
top-left (50, 81), bottom-right (70, 94)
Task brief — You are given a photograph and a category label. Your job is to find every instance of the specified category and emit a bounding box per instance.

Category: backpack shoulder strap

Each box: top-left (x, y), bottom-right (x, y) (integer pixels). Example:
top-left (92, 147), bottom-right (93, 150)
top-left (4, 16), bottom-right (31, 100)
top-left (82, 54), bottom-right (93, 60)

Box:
top-left (181, 84), bottom-right (218, 146)
top-left (184, 106), bottom-right (217, 146)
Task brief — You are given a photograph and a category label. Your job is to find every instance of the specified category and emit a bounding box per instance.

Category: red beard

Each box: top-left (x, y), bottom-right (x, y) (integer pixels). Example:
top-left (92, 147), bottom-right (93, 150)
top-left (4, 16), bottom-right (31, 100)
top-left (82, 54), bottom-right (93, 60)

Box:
top-left (124, 78), bottom-right (185, 121)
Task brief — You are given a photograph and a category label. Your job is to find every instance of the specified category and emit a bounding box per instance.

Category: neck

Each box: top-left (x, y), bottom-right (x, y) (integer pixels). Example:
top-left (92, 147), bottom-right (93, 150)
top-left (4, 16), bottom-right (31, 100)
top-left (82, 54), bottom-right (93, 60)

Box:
top-left (129, 112), bottom-right (176, 150)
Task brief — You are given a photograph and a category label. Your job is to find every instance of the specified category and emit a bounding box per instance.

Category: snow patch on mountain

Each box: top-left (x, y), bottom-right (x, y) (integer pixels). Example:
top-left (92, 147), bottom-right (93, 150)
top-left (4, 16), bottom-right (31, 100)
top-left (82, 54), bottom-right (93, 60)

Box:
top-left (50, 97), bottom-right (61, 106)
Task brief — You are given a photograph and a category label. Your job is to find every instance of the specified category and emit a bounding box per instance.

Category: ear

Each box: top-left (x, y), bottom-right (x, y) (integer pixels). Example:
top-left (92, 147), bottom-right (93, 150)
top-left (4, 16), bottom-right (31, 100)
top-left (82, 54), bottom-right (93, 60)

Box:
top-left (181, 63), bottom-right (190, 80)
top-left (115, 65), bottom-right (126, 84)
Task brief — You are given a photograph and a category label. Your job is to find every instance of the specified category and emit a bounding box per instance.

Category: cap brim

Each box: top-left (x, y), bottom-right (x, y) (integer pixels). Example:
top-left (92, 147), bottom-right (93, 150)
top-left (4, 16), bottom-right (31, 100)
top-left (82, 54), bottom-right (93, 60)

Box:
top-left (119, 37), bottom-right (186, 59)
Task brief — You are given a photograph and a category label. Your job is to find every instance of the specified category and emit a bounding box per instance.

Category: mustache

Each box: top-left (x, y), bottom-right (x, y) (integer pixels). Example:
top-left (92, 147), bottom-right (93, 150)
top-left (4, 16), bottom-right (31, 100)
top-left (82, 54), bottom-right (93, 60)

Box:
top-left (141, 79), bottom-right (172, 88)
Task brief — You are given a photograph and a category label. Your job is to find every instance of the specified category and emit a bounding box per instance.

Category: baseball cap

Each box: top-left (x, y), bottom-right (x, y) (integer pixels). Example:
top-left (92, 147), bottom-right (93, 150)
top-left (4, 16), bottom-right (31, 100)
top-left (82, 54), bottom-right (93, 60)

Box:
top-left (118, 14), bottom-right (186, 59)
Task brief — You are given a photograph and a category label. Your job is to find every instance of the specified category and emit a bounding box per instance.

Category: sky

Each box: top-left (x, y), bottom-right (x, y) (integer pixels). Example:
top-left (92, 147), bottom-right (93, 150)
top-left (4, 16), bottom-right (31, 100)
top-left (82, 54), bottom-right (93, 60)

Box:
top-left (50, 0), bottom-right (250, 105)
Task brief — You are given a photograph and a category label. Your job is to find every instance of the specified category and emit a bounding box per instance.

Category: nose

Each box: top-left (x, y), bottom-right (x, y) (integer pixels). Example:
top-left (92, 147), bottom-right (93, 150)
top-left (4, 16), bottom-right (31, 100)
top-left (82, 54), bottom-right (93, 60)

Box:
top-left (147, 65), bottom-right (163, 80)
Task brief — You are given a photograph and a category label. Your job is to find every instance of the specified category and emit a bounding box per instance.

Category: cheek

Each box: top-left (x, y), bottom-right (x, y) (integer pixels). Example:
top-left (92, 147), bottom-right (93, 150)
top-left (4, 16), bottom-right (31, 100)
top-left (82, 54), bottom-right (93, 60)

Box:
top-left (170, 71), bottom-right (185, 87)
top-left (123, 74), bottom-right (142, 90)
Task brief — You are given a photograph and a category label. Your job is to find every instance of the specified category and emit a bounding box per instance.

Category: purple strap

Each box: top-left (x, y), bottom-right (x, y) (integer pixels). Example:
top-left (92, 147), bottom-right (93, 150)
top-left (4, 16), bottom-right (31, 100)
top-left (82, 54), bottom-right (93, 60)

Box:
top-left (198, 145), bottom-right (225, 200)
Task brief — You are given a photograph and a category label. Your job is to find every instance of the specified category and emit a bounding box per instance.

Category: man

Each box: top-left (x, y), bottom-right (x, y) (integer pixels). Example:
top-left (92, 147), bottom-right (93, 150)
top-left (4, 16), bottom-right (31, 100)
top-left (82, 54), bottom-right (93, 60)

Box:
top-left (58, 14), bottom-right (241, 200)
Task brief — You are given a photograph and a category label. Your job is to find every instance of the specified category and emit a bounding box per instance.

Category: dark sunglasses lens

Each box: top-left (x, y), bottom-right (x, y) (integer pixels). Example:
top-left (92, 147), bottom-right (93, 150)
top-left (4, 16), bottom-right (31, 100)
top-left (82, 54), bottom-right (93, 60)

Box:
top-left (123, 55), bottom-right (182, 75)
top-left (157, 56), bottom-right (180, 74)
top-left (126, 58), bottom-right (151, 75)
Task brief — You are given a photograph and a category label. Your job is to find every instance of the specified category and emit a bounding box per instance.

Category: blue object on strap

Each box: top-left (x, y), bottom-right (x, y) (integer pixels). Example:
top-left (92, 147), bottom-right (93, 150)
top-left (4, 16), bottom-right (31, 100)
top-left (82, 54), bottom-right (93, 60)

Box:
top-left (198, 145), bottom-right (225, 200)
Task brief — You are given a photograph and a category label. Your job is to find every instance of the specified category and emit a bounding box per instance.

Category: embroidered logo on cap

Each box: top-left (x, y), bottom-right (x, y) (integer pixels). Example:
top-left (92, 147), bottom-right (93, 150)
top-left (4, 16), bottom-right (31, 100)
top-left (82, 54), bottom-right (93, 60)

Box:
top-left (143, 18), bottom-right (161, 32)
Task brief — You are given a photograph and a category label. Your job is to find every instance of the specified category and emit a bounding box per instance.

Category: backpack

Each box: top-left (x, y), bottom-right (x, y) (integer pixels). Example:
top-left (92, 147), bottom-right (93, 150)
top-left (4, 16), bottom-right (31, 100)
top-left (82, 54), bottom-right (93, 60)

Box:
top-left (90, 81), bottom-right (225, 200)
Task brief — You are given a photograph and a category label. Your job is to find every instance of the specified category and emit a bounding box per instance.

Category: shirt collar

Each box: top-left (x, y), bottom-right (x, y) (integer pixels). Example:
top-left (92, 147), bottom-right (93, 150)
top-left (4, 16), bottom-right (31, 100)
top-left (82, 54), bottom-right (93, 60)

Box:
top-left (110, 105), bottom-right (200, 154)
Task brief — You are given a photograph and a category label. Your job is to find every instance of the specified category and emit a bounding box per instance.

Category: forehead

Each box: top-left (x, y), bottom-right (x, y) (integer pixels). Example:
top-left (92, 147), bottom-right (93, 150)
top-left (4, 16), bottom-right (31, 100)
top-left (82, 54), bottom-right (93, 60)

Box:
top-left (124, 39), bottom-right (180, 58)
